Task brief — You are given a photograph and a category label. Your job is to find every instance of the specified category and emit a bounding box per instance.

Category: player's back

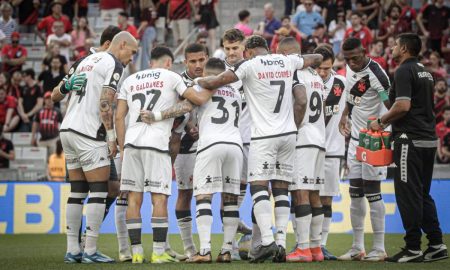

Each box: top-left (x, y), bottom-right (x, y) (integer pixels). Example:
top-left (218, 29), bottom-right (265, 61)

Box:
top-left (345, 59), bottom-right (390, 138)
top-left (61, 51), bottom-right (123, 141)
top-left (196, 84), bottom-right (242, 151)
top-left (233, 54), bottom-right (304, 139)
top-left (324, 73), bottom-right (346, 156)
top-left (295, 67), bottom-right (326, 149)
top-left (119, 68), bottom-right (187, 151)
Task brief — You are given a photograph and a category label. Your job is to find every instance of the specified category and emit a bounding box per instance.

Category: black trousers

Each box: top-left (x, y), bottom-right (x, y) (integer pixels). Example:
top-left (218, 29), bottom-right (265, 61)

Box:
top-left (393, 138), bottom-right (443, 250)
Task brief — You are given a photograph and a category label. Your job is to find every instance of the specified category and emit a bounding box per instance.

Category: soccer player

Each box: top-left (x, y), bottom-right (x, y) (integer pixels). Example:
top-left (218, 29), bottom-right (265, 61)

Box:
top-left (171, 43), bottom-right (208, 260)
top-left (314, 45), bottom-right (347, 260)
top-left (195, 35), bottom-right (323, 263)
top-left (277, 38), bottom-right (326, 263)
top-left (54, 31), bottom-right (138, 263)
top-left (116, 46), bottom-right (213, 264)
top-left (52, 26), bottom-right (133, 262)
top-left (338, 37), bottom-right (391, 261)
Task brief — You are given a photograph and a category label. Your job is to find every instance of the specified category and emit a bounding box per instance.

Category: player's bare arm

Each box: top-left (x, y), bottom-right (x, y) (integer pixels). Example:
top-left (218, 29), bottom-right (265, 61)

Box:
top-left (115, 99), bottom-right (129, 153)
top-left (169, 131), bottom-right (182, 164)
top-left (338, 102), bottom-right (352, 137)
top-left (51, 81), bottom-right (66, 103)
top-left (302, 54), bottom-right (324, 69)
top-left (293, 84), bottom-right (307, 129)
top-left (370, 99), bottom-right (411, 131)
top-left (197, 70), bottom-right (238, 90)
top-left (100, 87), bottom-right (117, 158)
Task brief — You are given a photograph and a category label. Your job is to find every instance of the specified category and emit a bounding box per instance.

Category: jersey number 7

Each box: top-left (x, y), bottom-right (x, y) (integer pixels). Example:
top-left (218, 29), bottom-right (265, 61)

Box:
top-left (132, 89), bottom-right (162, 122)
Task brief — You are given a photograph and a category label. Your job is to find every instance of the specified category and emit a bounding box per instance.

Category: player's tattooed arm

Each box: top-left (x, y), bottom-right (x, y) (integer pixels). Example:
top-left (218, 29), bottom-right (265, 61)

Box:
top-left (140, 99), bottom-right (196, 124)
top-left (169, 131), bottom-right (182, 165)
top-left (293, 84), bottom-right (307, 129)
top-left (100, 87), bottom-right (116, 131)
top-left (197, 70), bottom-right (238, 90)
top-left (302, 54), bottom-right (323, 69)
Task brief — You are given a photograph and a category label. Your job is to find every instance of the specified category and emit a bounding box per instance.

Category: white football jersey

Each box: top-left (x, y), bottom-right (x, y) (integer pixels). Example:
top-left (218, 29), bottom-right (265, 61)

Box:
top-left (195, 84), bottom-right (242, 152)
top-left (60, 52), bottom-right (123, 140)
top-left (118, 68), bottom-right (187, 151)
top-left (178, 71), bottom-right (198, 153)
top-left (225, 59), bottom-right (251, 144)
top-left (345, 59), bottom-right (390, 140)
top-left (323, 73), bottom-right (346, 156)
top-left (294, 67), bottom-right (326, 149)
top-left (233, 54), bottom-right (304, 139)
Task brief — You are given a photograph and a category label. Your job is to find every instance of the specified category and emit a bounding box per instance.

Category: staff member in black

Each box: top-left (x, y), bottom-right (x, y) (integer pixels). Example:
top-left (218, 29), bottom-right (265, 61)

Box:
top-left (370, 33), bottom-right (448, 263)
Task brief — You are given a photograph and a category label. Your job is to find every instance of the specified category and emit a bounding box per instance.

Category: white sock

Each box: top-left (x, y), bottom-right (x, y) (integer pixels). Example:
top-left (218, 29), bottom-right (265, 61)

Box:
top-left (295, 204), bottom-right (312, 249)
top-left (152, 217), bottom-right (168, 256)
top-left (115, 198), bottom-right (129, 254)
top-left (84, 182), bottom-right (108, 255)
top-left (176, 210), bottom-right (195, 252)
top-left (251, 209), bottom-right (262, 250)
top-left (367, 194), bottom-right (385, 252)
top-left (273, 188), bottom-right (290, 248)
top-left (251, 187), bottom-right (274, 246)
top-left (222, 203), bottom-right (239, 252)
top-left (310, 207), bottom-right (324, 248)
top-left (350, 196), bottom-right (366, 251)
top-left (238, 183), bottom-right (246, 207)
top-left (66, 183), bottom-right (88, 255)
top-left (195, 199), bottom-right (212, 255)
top-left (290, 205), bottom-right (298, 244)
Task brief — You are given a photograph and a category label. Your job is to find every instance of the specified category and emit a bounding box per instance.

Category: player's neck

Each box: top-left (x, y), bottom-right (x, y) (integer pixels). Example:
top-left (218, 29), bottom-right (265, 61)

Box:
top-left (225, 57), bottom-right (243, 66)
top-left (398, 55), bottom-right (415, 65)
top-left (186, 70), bottom-right (197, 79)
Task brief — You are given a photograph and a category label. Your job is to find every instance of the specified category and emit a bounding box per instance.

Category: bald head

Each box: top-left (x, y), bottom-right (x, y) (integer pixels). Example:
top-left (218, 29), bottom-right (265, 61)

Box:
top-left (277, 37), bottom-right (301, 55)
top-left (108, 31), bottom-right (139, 66)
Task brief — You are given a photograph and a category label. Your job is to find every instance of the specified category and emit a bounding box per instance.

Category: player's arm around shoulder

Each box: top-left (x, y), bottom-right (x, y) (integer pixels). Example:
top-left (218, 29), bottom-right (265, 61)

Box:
top-left (298, 53), bottom-right (323, 69)
top-left (197, 69), bottom-right (239, 90)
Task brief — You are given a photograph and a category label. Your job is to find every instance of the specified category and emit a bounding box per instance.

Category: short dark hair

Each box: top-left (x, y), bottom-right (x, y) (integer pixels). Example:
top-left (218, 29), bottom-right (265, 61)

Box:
top-left (22, 68), bottom-right (35, 79)
top-left (51, 56), bottom-right (62, 63)
top-left (151, 46), bottom-right (174, 62)
top-left (223, 28), bottom-right (245, 43)
top-left (397, 33), bottom-right (422, 57)
top-left (436, 77), bottom-right (448, 86)
top-left (314, 44), bottom-right (335, 62)
top-left (351, 11), bottom-right (363, 18)
top-left (185, 43), bottom-right (207, 57)
top-left (238, 10), bottom-right (250, 21)
top-left (100, 25), bottom-right (121, 46)
top-left (388, 4), bottom-right (401, 16)
top-left (205, 58), bottom-right (225, 73)
top-left (281, 15), bottom-right (291, 21)
top-left (118, 11), bottom-right (129, 18)
top-left (278, 37), bottom-right (301, 53)
top-left (245, 35), bottom-right (268, 51)
top-left (342, 37), bottom-right (363, 51)
top-left (196, 31), bottom-right (209, 41)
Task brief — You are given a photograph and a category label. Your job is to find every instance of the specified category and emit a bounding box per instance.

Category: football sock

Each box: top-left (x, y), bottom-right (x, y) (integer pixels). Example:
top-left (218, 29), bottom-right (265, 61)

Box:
top-left (66, 181), bottom-right (89, 255)
top-left (250, 185), bottom-right (274, 246)
top-left (84, 182), bottom-right (108, 255)
top-left (222, 201), bottom-right (239, 252)
top-left (273, 188), bottom-right (290, 248)
top-left (175, 210), bottom-right (195, 252)
top-left (152, 217), bottom-right (169, 256)
top-left (126, 218), bottom-right (142, 255)
top-left (115, 197), bottom-right (129, 254)
top-left (310, 207), bottom-right (324, 248)
top-left (367, 193), bottom-right (385, 252)
top-left (321, 204), bottom-right (332, 246)
top-left (195, 199), bottom-right (212, 255)
top-left (295, 204), bottom-right (312, 249)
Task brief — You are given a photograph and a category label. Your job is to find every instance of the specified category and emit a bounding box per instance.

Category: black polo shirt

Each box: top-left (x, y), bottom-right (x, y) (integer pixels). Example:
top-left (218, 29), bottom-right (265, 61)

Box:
top-left (389, 57), bottom-right (436, 141)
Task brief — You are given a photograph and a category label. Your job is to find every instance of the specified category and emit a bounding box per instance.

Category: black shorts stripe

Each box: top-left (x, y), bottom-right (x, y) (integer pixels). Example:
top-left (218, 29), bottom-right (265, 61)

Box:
top-left (60, 128), bottom-right (105, 142)
top-left (197, 141), bottom-right (243, 155)
top-left (124, 144), bottom-right (169, 154)
top-left (296, 145), bottom-right (326, 151)
top-left (243, 142), bottom-right (250, 146)
top-left (351, 136), bottom-right (358, 141)
top-left (325, 155), bottom-right (344, 159)
top-left (251, 131), bottom-right (297, 141)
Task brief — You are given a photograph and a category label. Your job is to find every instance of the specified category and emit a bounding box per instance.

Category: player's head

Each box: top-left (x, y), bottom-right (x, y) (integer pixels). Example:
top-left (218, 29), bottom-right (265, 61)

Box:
top-left (150, 46), bottom-right (174, 69)
top-left (99, 26), bottom-right (122, 51)
top-left (314, 44), bottom-right (335, 80)
top-left (108, 31), bottom-right (139, 66)
top-left (204, 58), bottom-right (225, 76)
top-left (244, 35), bottom-right (269, 58)
top-left (276, 37), bottom-right (301, 55)
top-left (392, 33), bottom-right (422, 62)
top-left (184, 43), bottom-right (208, 78)
top-left (222, 28), bottom-right (245, 65)
top-left (342, 37), bottom-right (367, 72)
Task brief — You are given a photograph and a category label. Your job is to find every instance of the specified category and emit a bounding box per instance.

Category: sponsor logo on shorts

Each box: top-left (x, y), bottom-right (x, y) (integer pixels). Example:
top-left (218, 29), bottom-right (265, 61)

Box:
top-left (149, 181), bottom-right (161, 188)
top-left (144, 179), bottom-right (150, 187)
top-left (122, 179), bottom-right (136, 186)
top-left (80, 159), bottom-right (93, 167)
top-left (205, 175), bottom-right (212, 183)
top-left (66, 157), bottom-right (79, 164)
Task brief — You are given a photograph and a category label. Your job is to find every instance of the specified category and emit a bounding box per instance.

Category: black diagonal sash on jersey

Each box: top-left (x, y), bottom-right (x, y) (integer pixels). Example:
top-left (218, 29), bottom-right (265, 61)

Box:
top-left (324, 77), bottom-right (345, 126)
top-left (349, 74), bottom-right (371, 101)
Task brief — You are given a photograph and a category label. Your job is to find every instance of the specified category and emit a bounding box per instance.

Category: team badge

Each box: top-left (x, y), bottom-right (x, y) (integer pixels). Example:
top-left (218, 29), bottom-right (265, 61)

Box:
top-left (113, 73), bottom-right (120, 81)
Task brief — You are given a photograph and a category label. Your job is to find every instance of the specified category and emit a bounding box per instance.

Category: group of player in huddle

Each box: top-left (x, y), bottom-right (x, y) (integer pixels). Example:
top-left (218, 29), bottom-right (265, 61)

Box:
top-left (53, 25), bottom-right (393, 264)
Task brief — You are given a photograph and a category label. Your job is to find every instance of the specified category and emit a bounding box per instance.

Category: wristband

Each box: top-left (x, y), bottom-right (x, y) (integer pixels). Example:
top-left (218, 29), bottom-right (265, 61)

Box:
top-left (106, 129), bottom-right (116, 142)
top-left (154, 111), bottom-right (162, 121)
top-left (59, 83), bottom-right (69, 95)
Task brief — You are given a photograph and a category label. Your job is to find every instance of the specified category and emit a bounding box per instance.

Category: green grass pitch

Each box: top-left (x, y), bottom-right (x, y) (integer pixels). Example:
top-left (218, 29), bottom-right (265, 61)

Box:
top-left (1, 234), bottom-right (449, 270)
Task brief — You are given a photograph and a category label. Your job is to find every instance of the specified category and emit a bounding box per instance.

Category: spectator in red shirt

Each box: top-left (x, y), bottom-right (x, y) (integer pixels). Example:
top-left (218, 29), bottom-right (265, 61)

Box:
top-left (0, 72), bottom-right (19, 99)
top-left (434, 78), bottom-right (450, 124)
top-left (369, 40), bottom-right (387, 70)
top-left (270, 16), bottom-right (302, 53)
top-left (0, 88), bottom-right (19, 132)
top-left (377, 4), bottom-right (408, 46)
top-left (355, 0), bottom-right (379, 30)
top-left (436, 105), bottom-right (450, 164)
top-left (100, 0), bottom-right (126, 21)
top-left (169, 0), bottom-right (193, 47)
top-left (31, 91), bottom-right (62, 156)
top-left (75, 0), bottom-right (89, 19)
top-left (395, 0), bottom-right (417, 32)
top-left (344, 11), bottom-right (372, 51)
top-left (37, 2), bottom-right (72, 42)
top-left (118, 12), bottom-right (139, 39)
top-left (0, 124), bottom-right (14, 168)
top-left (384, 36), bottom-right (398, 79)
top-left (13, 0), bottom-right (39, 33)
top-left (1, 32), bottom-right (27, 75)
top-left (417, 0), bottom-right (450, 53)
top-left (17, 69), bottom-right (43, 132)
top-left (427, 51), bottom-right (448, 80)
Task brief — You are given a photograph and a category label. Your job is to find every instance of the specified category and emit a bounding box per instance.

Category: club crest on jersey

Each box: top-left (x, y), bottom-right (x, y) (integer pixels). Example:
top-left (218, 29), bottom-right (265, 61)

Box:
top-left (113, 73), bottom-right (120, 81)
top-left (357, 80), bottom-right (367, 92)
top-left (333, 84), bottom-right (342, 96)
